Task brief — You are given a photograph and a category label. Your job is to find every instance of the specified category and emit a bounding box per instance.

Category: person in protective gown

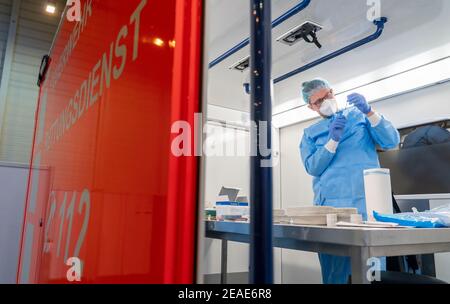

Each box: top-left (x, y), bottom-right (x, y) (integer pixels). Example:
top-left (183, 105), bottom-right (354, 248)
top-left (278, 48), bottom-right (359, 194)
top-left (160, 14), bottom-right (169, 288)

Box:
top-left (299, 79), bottom-right (400, 284)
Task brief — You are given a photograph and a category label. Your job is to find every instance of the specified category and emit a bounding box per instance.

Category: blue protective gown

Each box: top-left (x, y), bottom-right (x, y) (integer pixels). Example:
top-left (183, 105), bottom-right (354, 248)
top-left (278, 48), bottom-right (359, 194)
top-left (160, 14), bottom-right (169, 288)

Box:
top-left (299, 108), bottom-right (400, 284)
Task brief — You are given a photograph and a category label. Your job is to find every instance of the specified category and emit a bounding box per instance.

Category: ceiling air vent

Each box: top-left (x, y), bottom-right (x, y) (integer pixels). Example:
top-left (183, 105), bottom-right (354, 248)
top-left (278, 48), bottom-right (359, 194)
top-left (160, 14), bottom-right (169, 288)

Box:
top-left (229, 55), bottom-right (250, 72)
top-left (276, 21), bottom-right (323, 49)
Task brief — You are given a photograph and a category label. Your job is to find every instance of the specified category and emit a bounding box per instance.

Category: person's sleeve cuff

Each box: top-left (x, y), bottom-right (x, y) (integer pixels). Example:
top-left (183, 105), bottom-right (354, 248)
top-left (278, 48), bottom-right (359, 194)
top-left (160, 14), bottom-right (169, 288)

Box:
top-left (368, 112), bottom-right (382, 127)
top-left (324, 139), bottom-right (339, 154)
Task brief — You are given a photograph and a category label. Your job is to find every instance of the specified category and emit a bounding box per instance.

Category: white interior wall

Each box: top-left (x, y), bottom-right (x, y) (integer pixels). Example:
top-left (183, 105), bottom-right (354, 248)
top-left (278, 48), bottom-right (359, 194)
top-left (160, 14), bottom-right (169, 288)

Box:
top-left (203, 123), bottom-right (251, 277)
top-left (203, 104), bottom-right (282, 283)
top-left (278, 80), bottom-right (450, 283)
top-left (0, 163), bottom-right (29, 284)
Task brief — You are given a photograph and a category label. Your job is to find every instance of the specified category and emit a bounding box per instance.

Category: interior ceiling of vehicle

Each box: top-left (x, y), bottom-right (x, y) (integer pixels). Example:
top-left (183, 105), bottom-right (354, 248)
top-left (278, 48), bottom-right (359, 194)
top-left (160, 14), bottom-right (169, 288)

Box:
top-left (206, 0), bottom-right (449, 113)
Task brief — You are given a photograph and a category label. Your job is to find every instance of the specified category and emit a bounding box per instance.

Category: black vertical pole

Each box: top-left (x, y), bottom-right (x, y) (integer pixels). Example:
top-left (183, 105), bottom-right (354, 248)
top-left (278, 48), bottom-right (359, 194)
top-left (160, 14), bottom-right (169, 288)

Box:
top-left (249, 0), bottom-right (273, 284)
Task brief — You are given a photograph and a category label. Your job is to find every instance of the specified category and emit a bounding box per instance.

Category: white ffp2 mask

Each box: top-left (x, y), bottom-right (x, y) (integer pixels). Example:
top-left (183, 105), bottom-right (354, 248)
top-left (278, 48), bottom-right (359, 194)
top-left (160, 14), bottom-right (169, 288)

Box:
top-left (319, 98), bottom-right (338, 117)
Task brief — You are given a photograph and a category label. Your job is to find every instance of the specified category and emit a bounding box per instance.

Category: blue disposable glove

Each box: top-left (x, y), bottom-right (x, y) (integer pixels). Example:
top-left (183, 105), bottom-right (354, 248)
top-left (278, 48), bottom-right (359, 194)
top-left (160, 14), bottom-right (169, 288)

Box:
top-left (347, 93), bottom-right (371, 115)
top-left (329, 115), bottom-right (347, 142)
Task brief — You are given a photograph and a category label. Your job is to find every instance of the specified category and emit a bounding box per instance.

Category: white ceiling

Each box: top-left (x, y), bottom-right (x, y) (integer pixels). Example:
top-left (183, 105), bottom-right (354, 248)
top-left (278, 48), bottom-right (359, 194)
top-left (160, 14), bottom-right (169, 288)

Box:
top-left (206, 0), bottom-right (449, 113)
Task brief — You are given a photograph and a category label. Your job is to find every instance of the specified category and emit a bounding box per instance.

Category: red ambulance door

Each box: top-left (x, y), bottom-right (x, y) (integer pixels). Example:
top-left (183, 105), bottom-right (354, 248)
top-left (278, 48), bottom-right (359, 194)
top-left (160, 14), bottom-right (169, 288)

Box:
top-left (18, 0), bottom-right (203, 284)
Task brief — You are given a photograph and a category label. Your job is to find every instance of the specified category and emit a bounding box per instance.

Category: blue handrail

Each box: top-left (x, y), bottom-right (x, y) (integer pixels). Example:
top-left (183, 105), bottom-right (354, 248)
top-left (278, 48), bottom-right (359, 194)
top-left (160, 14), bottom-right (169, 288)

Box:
top-left (208, 0), bottom-right (311, 69)
top-left (274, 17), bottom-right (388, 84)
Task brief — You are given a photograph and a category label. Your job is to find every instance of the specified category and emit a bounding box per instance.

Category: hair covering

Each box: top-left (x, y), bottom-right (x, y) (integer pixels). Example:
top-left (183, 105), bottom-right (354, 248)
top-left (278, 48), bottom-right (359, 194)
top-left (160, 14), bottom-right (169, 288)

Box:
top-left (301, 78), bottom-right (331, 104)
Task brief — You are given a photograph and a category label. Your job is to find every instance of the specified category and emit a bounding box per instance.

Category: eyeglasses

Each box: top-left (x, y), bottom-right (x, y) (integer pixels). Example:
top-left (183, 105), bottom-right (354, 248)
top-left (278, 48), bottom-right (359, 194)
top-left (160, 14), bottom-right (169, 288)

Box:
top-left (310, 90), bottom-right (332, 107)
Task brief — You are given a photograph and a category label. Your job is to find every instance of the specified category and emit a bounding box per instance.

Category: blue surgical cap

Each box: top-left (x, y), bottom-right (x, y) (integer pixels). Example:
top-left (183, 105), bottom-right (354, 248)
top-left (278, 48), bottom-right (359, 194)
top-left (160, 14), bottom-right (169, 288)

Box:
top-left (301, 78), bottom-right (331, 104)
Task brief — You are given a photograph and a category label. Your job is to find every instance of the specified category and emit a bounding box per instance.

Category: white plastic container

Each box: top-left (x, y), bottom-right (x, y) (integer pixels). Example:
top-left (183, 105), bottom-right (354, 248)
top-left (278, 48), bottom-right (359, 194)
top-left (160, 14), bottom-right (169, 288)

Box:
top-left (363, 168), bottom-right (394, 221)
top-left (216, 202), bottom-right (249, 221)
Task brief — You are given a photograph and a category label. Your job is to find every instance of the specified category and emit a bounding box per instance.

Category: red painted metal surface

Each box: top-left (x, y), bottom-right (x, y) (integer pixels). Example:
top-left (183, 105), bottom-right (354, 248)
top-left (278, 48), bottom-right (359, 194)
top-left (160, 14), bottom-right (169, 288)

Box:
top-left (17, 0), bottom-right (203, 284)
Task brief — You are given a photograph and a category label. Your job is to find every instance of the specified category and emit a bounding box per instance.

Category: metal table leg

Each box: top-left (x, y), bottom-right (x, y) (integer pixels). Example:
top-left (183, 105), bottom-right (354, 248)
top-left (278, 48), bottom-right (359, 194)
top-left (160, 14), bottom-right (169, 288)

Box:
top-left (221, 239), bottom-right (228, 284)
top-left (351, 247), bottom-right (370, 284)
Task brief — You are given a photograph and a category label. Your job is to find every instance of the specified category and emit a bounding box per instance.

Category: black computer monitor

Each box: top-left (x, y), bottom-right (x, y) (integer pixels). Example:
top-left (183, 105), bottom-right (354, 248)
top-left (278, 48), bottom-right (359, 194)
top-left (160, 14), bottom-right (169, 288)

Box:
top-left (378, 141), bottom-right (450, 195)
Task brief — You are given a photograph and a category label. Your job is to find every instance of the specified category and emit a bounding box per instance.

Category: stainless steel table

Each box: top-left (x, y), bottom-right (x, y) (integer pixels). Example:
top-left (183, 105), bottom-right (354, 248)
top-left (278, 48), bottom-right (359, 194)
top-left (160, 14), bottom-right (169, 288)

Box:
top-left (205, 220), bottom-right (450, 284)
